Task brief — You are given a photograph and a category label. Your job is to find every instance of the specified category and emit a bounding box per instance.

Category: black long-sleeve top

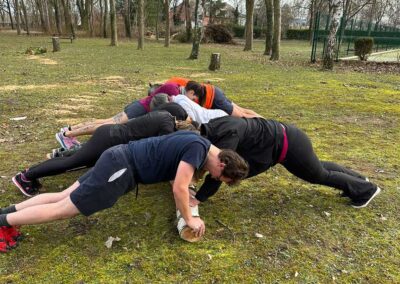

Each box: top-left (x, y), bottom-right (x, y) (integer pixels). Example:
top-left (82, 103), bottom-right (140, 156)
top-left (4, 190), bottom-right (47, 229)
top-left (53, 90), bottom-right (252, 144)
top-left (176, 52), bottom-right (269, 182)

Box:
top-left (196, 116), bottom-right (285, 202)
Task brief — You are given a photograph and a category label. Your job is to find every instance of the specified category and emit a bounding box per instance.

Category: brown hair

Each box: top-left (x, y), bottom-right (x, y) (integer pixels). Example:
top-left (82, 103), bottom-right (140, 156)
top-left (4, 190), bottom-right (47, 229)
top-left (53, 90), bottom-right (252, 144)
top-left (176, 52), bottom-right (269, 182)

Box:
top-left (218, 149), bottom-right (249, 185)
top-left (185, 81), bottom-right (206, 106)
top-left (175, 120), bottom-right (199, 133)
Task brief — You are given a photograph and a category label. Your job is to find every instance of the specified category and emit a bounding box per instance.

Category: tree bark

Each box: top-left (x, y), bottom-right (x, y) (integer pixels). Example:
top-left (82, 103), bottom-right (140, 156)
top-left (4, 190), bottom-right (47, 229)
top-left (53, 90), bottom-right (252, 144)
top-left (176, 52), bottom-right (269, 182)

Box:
top-left (6, 0), bottom-right (14, 29)
top-left (243, 0), bottom-right (254, 51)
top-left (52, 36), bottom-right (60, 51)
top-left (188, 0), bottom-right (204, 59)
top-left (61, 0), bottom-right (75, 37)
top-left (137, 0), bottom-right (144, 49)
top-left (124, 0), bottom-right (132, 38)
top-left (20, 0), bottom-right (30, 34)
top-left (184, 0), bottom-right (191, 40)
top-left (110, 0), bottom-right (117, 45)
top-left (103, 0), bottom-right (108, 38)
top-left (270, 0), bottom-right (280, 60)
top-left (323, 0), bottom-right (342, 70)
top-left (164, 0), bottom-right (170, 47)
top-left (264, 0), bottom-right (273, 55)
top-left (14, 0), bottom-right (21, 34)
top-left (53, 0), bottom-right (62, 34)
top-left (36, 0), bottom-right (50, 33)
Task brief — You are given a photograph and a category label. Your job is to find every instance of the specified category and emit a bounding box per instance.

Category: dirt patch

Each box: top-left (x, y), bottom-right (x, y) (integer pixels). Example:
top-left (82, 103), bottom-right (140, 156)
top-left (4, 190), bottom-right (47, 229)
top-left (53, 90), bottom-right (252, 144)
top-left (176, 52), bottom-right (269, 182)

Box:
top-left (333, 114), bottom-right (394, 128)
top-left (190, 73), bottom-right (211, 78)
top-left (27, 55), bottom-right (58, 65)
top-left (101, 76), bottom-right (125, 81)
top-left (204, 77), bottom-right (225, 82)
top-left (0, 84), bottom-right (60, 91)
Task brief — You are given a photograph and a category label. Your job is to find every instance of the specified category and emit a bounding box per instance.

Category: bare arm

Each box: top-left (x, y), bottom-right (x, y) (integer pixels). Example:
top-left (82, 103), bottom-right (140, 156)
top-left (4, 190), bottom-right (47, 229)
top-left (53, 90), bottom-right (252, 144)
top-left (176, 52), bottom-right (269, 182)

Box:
top-left (231, 103), bottom-right (263, 118)
top-left (173, 161), bottom-right (205, 237)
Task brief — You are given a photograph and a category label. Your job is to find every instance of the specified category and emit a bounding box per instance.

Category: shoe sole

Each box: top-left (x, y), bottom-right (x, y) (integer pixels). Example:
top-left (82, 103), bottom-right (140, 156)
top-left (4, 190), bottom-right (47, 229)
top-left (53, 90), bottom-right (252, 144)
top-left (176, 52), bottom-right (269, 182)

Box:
top-left (351, 187), bottom-right (381, 209)
top-left (12, 175), bottom-right (34, 198)
top-left (55, 133), bottom-right (67, 149)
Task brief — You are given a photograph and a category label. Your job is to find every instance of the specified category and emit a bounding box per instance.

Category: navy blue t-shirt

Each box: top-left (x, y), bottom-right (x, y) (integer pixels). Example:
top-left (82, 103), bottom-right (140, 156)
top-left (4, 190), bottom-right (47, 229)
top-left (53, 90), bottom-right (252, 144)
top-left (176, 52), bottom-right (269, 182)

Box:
top-left (212, 86), bottom-right (233, 115)
top-left (128, 131), bottom-right (211, 184)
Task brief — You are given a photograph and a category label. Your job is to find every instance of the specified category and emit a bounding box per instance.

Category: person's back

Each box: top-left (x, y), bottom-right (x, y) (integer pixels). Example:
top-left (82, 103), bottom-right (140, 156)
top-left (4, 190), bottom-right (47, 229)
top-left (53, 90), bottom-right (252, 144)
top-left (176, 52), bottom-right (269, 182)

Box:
top-left (128, 131), bottom-right (210, 184)
top-left (172, 95), bottom-right (228, 124)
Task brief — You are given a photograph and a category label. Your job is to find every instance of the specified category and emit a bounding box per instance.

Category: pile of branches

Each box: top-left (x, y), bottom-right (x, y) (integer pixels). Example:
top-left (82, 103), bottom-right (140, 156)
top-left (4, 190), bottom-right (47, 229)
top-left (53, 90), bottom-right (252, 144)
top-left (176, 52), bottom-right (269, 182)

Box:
top-left (203, 24), bottom-right (235, 44)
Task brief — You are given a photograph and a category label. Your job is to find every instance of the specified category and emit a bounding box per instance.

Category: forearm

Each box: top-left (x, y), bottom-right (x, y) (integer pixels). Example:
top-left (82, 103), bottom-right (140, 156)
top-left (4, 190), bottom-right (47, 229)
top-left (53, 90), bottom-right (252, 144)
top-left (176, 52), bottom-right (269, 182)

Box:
top-left (173, 186), bottom-right (192, 222)
top-left (195, 175), bottom-right (222, 202)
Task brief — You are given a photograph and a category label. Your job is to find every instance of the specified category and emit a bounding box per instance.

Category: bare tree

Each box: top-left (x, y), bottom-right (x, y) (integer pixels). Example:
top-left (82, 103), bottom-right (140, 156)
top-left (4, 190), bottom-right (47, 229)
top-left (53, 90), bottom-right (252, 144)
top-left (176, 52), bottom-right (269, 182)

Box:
top-left (61, 0), bottom-right (75, 36)
top-left (110, 0), bottom-right (117, 45)
top-left (137, 0), bottom-right (144, 49)
top-left (323, 0), bottom-right (342, 69)
top-left (6, 0), bottom-right (14, 29)
top-left (52, 0), bottom-right (62, 34)
top-left (243, 0), bottom-right (254, 51)
top-left (189, 0), bottom-right (205, 59)
top-left (164, 0), bottom-right (170, 47)
top-left (103, 0), bottom-right (108, 37)
top-left (20, 0), bottom-right (29, 34)
top-left (123, 0), bottom-right (132, 38)
top-left (35, 0), bottom-right (50, 33)
top-left (184, 0), bottom-right (191, 40)
top-left (14, 0), bottom-right (21, 34)
top-left (270, 0), bottom-right (280, 60)
top-left (264, 0), bottom-right (273, 55)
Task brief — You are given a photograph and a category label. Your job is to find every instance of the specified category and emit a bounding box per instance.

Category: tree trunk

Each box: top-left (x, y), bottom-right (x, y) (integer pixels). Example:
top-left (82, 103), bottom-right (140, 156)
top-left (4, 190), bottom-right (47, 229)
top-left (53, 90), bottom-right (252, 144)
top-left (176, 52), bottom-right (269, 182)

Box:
top-left (308, 0), bottom-right (315, 43)
top-left (264, 0), bottom-right (273, 55)
top-left (110, 0), bottom-right (117, 45)
top-left (21, 0), bottom-right (30, 34)
top-left (184, 0), bottom-right (191, 40)
top-left (36, 0), bottom-right (49, 33)
top-left (103, 0), bottom-right (108, 37)
top-left (53, 0), bottom-right (62, 34)
top-left (137, 0), bottom-right (144, 49)
top-left (61, 0), bottom-right (75, 37)
top-left (164, 0), bottom-right (170, 47)
top-left (124, 0), bottom-right (132, 38)
top-left (243, 0), bottom-right (254, 51)
top-left (208, 53), bottom-right (221, 71)
top-left (188, 0), bottom-right (204, 59)
top-left (14, 0), bottom-right (21, 34)
top-left (43, 0), bottom-right (52, 33)
top-left (155, 0), bottom-right (160, 40)
top-left (270, 0), bottom-right (280, 60)
top-left (6, 0), bottom-right (14, 29)
top-left (52, 36), bottom-right (60, 51)
top-left (323, 0), bottom-right (342, 70)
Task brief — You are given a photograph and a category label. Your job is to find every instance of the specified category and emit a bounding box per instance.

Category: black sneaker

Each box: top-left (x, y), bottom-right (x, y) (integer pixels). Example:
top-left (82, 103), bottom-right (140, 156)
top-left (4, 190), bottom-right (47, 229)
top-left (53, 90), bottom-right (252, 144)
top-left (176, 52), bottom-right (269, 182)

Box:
top-left (12, 172), bottom-right (39, 197)
top-left (351, 187), bottom-right (381, 208)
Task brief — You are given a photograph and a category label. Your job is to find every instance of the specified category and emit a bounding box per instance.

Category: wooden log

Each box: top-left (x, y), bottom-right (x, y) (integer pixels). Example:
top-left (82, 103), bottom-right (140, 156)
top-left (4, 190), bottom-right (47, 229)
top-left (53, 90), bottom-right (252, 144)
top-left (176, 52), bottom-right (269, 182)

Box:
top-left (52, 37), bottom-right (60, 52)
top-left (208, 53), bottom-right (221, 71)
top-left (176, 205), bottom-right (202, 242)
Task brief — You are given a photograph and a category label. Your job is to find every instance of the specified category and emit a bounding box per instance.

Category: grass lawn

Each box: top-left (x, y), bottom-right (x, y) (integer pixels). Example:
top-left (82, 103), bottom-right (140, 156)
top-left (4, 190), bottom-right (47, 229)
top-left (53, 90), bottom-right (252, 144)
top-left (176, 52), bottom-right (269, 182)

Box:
top-left (0, 33), bottom-right (399, 283)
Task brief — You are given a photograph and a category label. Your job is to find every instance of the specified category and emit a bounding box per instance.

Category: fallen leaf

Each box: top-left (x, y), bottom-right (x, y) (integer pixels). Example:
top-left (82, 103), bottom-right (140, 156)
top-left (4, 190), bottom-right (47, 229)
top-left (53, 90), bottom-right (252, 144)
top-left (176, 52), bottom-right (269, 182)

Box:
top-left (295, 271), bottom-right (299, 277)
top-left (10, 116), bottom-right (27, 121)
top-left (255, 233), bottom-right (264, 238)
top-left (105, 236), bottom-right (121, 248)
top-left (324, 211), bottom-right (331, 217)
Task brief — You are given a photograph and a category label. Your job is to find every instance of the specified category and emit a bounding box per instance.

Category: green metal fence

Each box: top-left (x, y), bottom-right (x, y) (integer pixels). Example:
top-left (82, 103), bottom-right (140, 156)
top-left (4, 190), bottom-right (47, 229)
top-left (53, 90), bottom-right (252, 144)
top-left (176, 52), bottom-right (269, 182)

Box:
top-left (311, 12), bottom-right (400, 62)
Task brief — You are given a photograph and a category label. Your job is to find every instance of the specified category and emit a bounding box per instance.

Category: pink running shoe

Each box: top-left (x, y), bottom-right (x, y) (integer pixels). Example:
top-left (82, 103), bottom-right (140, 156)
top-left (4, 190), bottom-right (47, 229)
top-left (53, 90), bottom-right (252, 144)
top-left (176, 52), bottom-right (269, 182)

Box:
top-left (55, 132), bottom-right (80, 150)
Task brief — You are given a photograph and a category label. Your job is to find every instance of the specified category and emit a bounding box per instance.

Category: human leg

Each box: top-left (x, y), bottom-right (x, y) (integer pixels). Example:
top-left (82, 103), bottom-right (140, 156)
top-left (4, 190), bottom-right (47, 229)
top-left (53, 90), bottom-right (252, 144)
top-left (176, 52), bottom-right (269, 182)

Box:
top-left (282, 126), bottom-right (379, 204)
top-left (25, 125), bottom-right (113, 180)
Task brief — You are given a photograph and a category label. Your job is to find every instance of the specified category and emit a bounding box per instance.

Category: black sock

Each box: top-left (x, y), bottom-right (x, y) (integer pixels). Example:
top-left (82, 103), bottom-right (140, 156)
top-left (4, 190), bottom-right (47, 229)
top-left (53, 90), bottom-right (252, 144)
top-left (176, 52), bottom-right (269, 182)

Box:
top-left (0, 214), bottom-right (10, 227)
top-left (0, 205), bottom-right (16, 214)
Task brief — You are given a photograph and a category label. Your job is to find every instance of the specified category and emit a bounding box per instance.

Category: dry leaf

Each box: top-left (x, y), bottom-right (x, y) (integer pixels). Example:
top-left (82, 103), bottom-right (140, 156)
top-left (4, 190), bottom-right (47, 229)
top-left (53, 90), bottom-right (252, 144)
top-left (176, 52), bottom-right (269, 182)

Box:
top-left (105, 236), bottom-right (121, 248)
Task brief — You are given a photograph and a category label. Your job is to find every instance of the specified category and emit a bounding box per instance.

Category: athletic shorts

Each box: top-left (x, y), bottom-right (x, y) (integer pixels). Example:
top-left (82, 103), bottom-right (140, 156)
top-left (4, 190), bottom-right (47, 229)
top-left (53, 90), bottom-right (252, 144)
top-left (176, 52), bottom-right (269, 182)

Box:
top-left (123, 100), bottom-right (148, 119)
top-left (70, 144), bottom-right (136, 216)
top-left (212, 87), bottom-right (233, 115)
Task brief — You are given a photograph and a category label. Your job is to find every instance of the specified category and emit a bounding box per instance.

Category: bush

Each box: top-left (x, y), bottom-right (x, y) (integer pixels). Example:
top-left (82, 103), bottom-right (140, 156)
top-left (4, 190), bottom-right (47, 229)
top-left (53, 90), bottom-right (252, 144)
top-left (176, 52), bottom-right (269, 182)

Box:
top-left (286, 29), bottom-right (310, 40)
top-left (230, 25), bottom-right (264, 39)
top-left (172, 30), bottom-right (191, 43)
top-left (25, 47), bottom-right (47, 55)
top-left (203, 24), bottom-right (235, 44)
top-left (354, 37), bottom-right (374, 61)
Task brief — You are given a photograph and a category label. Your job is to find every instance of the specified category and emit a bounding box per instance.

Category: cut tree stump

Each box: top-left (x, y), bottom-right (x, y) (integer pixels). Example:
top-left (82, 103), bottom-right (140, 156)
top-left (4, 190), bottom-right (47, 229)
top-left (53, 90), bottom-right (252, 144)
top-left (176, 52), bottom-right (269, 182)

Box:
top-left (52, 37), bottom-right (60, 52)
top-left (208, 53), bottom-right (221, 71)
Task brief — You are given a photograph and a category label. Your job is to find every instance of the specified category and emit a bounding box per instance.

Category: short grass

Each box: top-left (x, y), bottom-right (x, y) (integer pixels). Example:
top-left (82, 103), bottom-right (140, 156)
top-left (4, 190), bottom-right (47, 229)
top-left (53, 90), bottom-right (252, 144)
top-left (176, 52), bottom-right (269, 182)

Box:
top-left (0, 34), bottom-right (399, 283)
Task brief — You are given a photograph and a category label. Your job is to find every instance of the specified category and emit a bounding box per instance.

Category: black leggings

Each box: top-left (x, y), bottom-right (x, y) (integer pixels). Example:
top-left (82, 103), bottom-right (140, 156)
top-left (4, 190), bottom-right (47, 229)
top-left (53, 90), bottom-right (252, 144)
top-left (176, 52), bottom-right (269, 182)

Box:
top-left (281, 125), bottom-right (377, 200)
top-left (25, 125), bottom-right (115, 180)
